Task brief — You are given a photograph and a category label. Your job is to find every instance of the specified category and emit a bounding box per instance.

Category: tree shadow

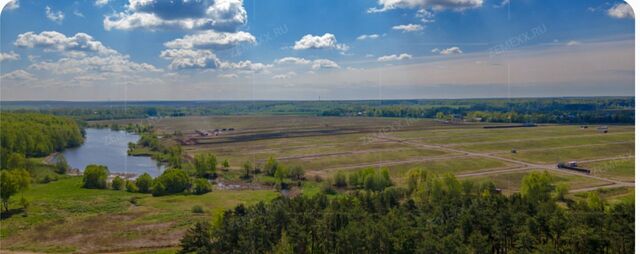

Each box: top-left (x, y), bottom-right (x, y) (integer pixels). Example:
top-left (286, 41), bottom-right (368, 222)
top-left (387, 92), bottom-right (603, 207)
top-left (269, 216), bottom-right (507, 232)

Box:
top-left (1, 208), bottom-right (25, 220)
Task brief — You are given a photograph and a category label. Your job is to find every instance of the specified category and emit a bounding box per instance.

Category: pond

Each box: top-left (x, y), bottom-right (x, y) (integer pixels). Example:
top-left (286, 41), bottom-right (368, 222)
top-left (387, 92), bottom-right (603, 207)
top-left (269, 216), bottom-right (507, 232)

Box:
top-left (62, 128), bottom-right (164, 177)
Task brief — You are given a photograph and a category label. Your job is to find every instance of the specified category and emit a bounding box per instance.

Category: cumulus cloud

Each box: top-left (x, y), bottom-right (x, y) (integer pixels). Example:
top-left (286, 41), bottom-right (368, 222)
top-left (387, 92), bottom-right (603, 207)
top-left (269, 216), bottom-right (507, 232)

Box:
top-left (221, 60), bottom-right (272, 73)
top-left (607, 3), bottom-right (634, 19)
top-left (357, 34), bottom-right (380, 40)
top-left (15, 31), bottom-right (117, 56)
top-left (164, 31), bottom-right (255, 49)
top-left (160, 49), bottom-right (222, 70)
top-left (274, 57), bottom-right (311, 65)
top-left (311, 59), bottom-right (340, 70)
top-left (377, 53), bottom-right (412, 62)
top-left (4, 0), bottom-right (19, 11)
top-left (45, 6), bottom-right (64, 23)
top-left (30, 54), bottom-right (160, 74)
top-left (368, 0), bottom-right (483, 13)
top-left (293, 33), bottom-right (349, 51)
top-left (104, 0), bottom-right (248, 31)
top-left (392, 24), bottom-right (424, 32)
top-left (1, 69), bottom-right (35, 81)
top-left (436, 46), bottom-right (463, 55)
top-left (0, 51), bottom-right (20, 62)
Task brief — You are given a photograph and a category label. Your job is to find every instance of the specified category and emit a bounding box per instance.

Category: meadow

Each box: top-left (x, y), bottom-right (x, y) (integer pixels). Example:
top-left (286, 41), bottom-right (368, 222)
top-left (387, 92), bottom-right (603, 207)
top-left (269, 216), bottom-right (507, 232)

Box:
top-left (1, 115), bottom-right (634, 253)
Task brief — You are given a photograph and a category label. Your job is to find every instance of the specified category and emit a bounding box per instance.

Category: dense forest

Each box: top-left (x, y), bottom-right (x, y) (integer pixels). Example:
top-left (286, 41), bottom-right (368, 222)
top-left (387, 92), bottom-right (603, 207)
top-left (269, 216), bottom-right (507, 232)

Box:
top-left (179, 172), bottom-right (634, 254)
top-left (0, 113), bottom-right (84, 167)
top-left (1, 97), bottom-right (634, 124)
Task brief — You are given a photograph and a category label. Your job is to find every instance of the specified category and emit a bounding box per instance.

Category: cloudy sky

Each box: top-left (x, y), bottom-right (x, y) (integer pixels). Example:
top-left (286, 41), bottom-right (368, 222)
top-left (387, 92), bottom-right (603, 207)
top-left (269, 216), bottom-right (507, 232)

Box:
top-left (0, 0), bottom-right (634, 101)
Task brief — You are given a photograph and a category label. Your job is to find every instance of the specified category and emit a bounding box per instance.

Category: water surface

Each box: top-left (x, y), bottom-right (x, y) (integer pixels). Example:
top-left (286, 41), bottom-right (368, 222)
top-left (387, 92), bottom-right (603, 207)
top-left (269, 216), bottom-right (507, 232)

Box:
top-left (62, 128), bottom-right (164, 176)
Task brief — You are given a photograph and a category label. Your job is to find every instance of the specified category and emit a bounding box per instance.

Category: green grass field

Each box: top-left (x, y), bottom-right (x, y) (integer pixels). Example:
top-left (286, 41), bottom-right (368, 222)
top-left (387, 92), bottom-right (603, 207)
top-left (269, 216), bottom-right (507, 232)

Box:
top-left (5, 116), bottom-right (630, 253)
top-left (465, 170), bottom-right (611, 194)
top-left (583, 159), bottom-right (635, 182)
top-left (499, 142), bottom-right (634, 164)
top-left (0, 177), bottom-right (278, 253)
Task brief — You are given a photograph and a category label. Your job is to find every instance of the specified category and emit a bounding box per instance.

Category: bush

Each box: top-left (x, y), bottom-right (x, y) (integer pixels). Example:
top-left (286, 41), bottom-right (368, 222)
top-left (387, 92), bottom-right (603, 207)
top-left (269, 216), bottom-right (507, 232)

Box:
top-left (82, 164), bottom-right (109, 189)
top-left (152, 181), bottom-right (166, 197)
top-left (288, 166), bottom-right (305, 180)
top-left (54, 155), bottom-right (69, 174)
top-left (193, 178), bottom-right (212, 195)
top-left (191, 205), bottom-right (205, 213)
top-left (322, 182), bottom-right (336, 195)
top-left (264, 157), bottom-right (278, 176)
top-left (155, 169), bottom-right (190, 194)
top-left (135, 173), bottom-right (153, 193)
top-left (126, 180), bottom-right (139, 193)
top-left (111, 176), bottom-right (124, 190)
top-left (333, 171), bottom-right (347, 188)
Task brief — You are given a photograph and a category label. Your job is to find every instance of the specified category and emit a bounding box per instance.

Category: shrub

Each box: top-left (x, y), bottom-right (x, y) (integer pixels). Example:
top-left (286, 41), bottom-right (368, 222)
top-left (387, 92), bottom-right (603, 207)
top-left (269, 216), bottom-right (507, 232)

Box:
top-left (333, 171), bottom-right (347, 188)
top-left (288, 166), bottom-right (305, 180)
top-left (192, 205), bottom-right (205, 213)
top-left (54, 155), bottom-right (69, 174)
top-left (126, 180), bottom-right (139, 193)
top-left (111, 176), bottom-right (124, 190)
top-left (156, 169), bottom-right (190, 194)
top-left (193, 178), bottom-right (212, 195)
top-left (82, 164), bottom-right (109, 189)
top-left (322, 182), bottom-right (336, 195)
top-left (264, 157), bottom-right (278, 176)
top-left (152, 181), bottom-right (166, 197)
top-left (135, 173), bottom-right (153, 193)
top-left (194, 154), bottom-right (217, 178)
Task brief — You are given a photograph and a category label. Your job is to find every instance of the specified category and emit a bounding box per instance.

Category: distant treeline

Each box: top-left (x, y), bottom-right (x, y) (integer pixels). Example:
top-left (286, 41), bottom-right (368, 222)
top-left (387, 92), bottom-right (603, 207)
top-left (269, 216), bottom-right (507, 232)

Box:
top-left (179, 173), bottom-right (634, 254)
top-left (0, 113), bottom-right (84, 164)
top-left (1, 97), bottom-right (634, 123)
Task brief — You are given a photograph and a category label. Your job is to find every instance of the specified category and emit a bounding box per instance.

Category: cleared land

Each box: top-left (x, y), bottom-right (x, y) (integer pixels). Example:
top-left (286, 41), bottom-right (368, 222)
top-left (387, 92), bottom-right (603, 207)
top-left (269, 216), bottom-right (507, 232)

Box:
top-left (2, 116), bottom-right (634, 253)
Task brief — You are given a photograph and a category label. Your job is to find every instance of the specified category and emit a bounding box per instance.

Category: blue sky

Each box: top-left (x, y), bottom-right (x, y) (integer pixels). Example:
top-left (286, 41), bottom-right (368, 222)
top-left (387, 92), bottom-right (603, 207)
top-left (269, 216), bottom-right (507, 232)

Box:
top-left (0, 0), bottom-right (635, 100)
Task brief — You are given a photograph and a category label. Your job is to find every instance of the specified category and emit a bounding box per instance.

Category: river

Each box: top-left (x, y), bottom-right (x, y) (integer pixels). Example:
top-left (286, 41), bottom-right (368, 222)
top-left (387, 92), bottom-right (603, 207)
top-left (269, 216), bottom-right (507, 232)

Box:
top-left (62, 128), bottom-right (164, 177)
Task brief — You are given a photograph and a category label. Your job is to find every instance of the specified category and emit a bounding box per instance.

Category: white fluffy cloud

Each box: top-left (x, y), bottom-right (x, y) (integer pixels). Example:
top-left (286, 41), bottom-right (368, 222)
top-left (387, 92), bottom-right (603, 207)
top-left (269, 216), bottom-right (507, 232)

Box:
top-left (293, 33), bottom-right (349, 51)
top-left (392, 24), bottom-right (424, 32)
top-left (435, 46), bottom-right (463, 55)
top-left (95, 0), bottom-right (109, 7)
top-left (274, 57), bottom-right (311, 65)
top-left (0, 51), bottom-right (20, 62)
top-left (15, 31), bottom-right (117, 56)
top-left (44, 6), bottom-right (64, 23)
top-left (607, 3), bottom-right (634, 19)
top-left (369, 0), bottom-right (483, 12)
top-left (274, 57), bottom-right (339, 71)
top-left (221, 60), bottom-right (272, 73)
top-left (377, 53), bottom-right (412, 62)
top-left (311, 59), bottom-right (340, 70)
top-left (1, 69), bottom-right (35, 81)
top-left (30, 54), bottom-right (160, 74)
top-left (14, 30), bottom-right (160, 83)
top-left (45, 6), bottom-right (64, 23)
top-left (104, 0), bottom-right (248, 31)
top-left (160, 49), bottom-right (222, 70)
top-left (164, 31), bottom-right (256, 49)
top-left (357, 34), bottom-right (380, 40)
top-left (4, 0), bottom-right (19, 11)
